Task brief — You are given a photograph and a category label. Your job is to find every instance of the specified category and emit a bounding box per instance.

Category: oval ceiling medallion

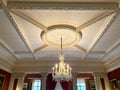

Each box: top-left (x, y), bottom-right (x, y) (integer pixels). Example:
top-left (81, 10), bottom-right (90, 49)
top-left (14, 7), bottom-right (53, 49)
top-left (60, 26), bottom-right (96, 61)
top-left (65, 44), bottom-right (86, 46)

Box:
top-left (41, 25), bottom-right (82, 48)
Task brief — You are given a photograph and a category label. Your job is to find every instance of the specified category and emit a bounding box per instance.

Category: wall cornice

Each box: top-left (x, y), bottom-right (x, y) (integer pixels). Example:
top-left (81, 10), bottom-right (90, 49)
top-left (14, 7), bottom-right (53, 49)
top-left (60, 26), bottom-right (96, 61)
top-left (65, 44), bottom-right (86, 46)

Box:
top-left (7, 1), bottom-right (119, 10)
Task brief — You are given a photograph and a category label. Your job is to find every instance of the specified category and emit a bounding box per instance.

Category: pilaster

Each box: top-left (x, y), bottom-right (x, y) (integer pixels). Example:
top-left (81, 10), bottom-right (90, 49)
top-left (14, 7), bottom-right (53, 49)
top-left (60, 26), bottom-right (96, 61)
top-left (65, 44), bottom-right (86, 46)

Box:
top-left (41, 73), bottom-right (48, 90)
top-left (72, 72), bottom-right (78, 90)
top-left (8, 72), bottom-right (25, 90)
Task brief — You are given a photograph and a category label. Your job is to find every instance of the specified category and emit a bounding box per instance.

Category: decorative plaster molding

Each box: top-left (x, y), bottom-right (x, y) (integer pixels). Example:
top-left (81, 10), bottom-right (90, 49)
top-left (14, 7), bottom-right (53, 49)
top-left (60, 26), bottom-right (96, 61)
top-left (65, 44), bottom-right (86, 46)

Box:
top-left (74, 45), bottom-right (87, 53)
top-left (7, 2), bottom-right (119, 10)
top-left (34, 44), bottom-right (48, 53)
top-left (10, 10), bottom-right (47, 32)
top-left (11, 72), bottom-right (25, 79)
top-left (76, 11), bottom-right (116, 32)
top-left (41, 24), bottom-right (82, 48)
top-left (93, 72), bottom-right (107, 77)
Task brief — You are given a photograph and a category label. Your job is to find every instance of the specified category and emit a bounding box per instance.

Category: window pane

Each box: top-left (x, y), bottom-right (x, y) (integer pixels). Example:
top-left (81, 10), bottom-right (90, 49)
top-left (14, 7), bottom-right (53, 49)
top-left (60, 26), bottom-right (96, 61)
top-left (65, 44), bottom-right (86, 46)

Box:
top-left (77, 79), bottom-right (86, 90)
top-left (32, 80), bottom-right (41, 90)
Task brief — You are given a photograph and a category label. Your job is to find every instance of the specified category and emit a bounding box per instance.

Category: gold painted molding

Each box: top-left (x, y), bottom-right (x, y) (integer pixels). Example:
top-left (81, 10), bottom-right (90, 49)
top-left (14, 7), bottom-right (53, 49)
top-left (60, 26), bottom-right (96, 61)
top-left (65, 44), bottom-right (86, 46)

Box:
top-left (41, 24), bottom-right (82, 47)
top-left (10, 10), bottom-right (47, 32)
top-left (7, 1), bottom-right (119, 10)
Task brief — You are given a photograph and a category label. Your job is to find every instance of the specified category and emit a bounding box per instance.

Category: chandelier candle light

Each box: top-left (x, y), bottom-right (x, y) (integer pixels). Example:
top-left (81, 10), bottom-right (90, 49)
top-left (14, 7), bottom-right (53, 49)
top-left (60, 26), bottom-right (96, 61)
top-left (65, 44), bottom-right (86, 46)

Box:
top-left (52, 38), bottom-right (72, 81)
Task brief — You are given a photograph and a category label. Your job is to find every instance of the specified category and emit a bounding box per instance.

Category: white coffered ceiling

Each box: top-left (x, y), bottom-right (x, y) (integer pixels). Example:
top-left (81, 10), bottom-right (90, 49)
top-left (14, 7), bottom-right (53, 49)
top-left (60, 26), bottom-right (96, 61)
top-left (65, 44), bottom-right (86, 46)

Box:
top-left (0, 0), bottom-right (120, 73)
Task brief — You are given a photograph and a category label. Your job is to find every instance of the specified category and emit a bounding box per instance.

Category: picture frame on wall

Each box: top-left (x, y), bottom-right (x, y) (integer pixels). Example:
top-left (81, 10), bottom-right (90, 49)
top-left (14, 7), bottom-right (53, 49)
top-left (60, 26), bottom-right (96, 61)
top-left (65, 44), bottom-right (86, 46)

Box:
top-left (110, 79), bottom-right (120, 90)
top-left (0, 74), bottom-right (5, 90)
top-left (117, 80), bottom-right (120, 89)
top-left (23, 83), bottom-right (28, 90)
top-left (90, 80), bottom-right (96, 90)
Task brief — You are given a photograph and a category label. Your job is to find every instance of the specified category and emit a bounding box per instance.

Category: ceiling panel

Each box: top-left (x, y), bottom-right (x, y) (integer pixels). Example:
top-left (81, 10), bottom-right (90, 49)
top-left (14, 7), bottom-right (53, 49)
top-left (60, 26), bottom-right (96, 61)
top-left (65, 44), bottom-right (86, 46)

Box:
top-left (20, 10), bottom-right (105, 27)
top-left (92, 13), bottom-right (120, 51)
top-left (78, 15), bottom-right (110, 50)
top-left (14, 14), bottom-right (45, 51)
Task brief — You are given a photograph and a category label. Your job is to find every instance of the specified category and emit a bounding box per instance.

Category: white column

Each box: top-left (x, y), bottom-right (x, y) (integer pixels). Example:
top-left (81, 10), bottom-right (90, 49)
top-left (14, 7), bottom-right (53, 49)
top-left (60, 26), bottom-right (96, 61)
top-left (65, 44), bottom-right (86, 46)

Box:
top-left (16, 72), bottom-right (25, 90)
top-left (41, 73), bottom-right (48, 90)
top-left (93, 73), bottom-right (102, 90)
top-left (102, 73), bottom-right (111, 90)
top-left (8, 72), bottom-right (25, 90)
top-left (72, 72), bottom-right (78, 90)
top-left (8, 73), bottom-right (15, 90)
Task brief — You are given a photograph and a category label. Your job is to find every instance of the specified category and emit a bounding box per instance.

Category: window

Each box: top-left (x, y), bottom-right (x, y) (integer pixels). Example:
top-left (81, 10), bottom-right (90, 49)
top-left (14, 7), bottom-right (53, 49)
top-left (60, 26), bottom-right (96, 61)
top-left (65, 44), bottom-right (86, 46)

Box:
top-left (77, 79), bottom-right (86, 90)
top-left (32, 80), bottom-right (41, 90)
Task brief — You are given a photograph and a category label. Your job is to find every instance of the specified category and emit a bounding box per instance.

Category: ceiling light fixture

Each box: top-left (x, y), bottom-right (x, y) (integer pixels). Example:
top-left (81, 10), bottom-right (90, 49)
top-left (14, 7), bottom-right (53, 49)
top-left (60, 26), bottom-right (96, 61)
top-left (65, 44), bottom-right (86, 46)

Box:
top-left (52, 37), bottom-right (72, 81)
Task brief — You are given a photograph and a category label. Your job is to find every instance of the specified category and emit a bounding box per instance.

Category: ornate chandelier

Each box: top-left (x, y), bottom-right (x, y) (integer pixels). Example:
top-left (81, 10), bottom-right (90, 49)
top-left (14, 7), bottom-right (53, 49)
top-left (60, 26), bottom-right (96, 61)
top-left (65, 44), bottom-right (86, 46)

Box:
top-left (52, 38), bottom-right (72, 81)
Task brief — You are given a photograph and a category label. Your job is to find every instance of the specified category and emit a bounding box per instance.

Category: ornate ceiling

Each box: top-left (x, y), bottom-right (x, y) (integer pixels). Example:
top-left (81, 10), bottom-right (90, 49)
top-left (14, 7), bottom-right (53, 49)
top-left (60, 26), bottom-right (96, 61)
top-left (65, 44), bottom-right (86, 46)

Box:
top-left (0, 0), bottom-right (120, 73)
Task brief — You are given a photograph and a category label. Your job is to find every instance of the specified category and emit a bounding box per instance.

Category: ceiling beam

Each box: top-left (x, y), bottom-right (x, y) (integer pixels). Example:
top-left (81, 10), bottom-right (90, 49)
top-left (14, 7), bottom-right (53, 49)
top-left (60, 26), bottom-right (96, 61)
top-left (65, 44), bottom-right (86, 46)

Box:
top-left (7, 1), bottom-right (119, 10)
top-left (76, 11), bottom-right (117, 32)
top-left (10, 10), bottom-right (47, 32)
top-left (34, 44), bottom-right (48, 53)
top-left (84, 11), bottom-right (119, 59)
top-left (4, 9), bottom-right (37, 60)
top-left (74, 45), bottom-right (87, 53)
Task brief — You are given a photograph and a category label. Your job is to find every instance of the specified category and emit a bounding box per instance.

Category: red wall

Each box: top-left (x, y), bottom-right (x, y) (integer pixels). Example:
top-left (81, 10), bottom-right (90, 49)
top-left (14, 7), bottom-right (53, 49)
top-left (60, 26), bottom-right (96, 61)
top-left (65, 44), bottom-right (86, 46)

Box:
top-left (107, 68), bottom-right (120, 80)
top-left (0, 69), bottom-right (11, 90)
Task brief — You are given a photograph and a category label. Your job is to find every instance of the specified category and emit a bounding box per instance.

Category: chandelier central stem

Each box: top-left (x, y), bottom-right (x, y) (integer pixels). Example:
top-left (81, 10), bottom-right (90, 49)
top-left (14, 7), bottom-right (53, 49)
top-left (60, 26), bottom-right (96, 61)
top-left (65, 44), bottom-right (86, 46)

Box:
top-left (60, 37), bottom-right (63, 56)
